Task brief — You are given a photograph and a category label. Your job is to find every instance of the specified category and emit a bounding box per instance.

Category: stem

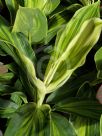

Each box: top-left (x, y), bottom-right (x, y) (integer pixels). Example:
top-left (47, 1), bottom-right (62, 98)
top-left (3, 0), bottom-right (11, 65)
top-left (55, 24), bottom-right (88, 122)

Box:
top-left (32, 79), bottom-right (46, 107)
top-left (37, 90), bottom-right (46, 107)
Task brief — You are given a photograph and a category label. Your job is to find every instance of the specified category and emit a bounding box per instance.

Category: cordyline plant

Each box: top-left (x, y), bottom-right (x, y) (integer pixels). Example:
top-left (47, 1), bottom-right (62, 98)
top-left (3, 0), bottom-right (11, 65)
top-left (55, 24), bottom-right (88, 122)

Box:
top-left (0, 0), bottom-right (102, 135)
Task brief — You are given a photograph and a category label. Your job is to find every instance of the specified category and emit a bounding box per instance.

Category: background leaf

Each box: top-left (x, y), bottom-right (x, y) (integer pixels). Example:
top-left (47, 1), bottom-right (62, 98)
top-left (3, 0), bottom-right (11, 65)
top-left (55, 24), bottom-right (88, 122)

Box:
top-left (46, 69), bottom-right (97, 104)
top-left (70, 80), bottom-right (100, 136)
top-left (72, 116), bottom-right (100, 136)
top-left (55, 98), bottom-right (102, 119)
top-left (13, 7), bottom-right (48, 44)
top-left (24, 0), bottom-right (60, 15)
top-left (0, 72), bottom-right (14, 84)
top-left (5, 0), bottom-right (18, 24)
top-left (0, 98), bottom-right (19, 118)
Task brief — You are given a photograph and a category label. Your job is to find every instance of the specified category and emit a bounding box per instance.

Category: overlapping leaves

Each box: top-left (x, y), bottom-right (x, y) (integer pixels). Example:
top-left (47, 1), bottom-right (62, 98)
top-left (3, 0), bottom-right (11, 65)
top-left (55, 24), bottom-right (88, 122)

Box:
top-left (0, 1), bottom-right (102, 136)
top-left (4, 103), bottom-right (76, 136)
top-left (44, 1), bottom-right (102, 93)
top-left (0, 10), bottom-right (47, 99)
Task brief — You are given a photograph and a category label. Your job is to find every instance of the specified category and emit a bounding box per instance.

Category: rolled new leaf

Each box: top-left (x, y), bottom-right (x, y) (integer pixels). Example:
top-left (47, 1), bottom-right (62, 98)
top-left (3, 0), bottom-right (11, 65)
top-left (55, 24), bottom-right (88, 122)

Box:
top-left (45, 1), bottom-right (100, 76)
top-left (44, 1), bottom-right (101, 92)
top-left (45, 18), bottom-right (102, 93)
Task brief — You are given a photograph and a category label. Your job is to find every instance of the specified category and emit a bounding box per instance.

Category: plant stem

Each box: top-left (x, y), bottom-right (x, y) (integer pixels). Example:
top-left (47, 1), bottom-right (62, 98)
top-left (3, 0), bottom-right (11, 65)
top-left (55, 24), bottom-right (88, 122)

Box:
top-left (37, 90), bottom-right (46, 107)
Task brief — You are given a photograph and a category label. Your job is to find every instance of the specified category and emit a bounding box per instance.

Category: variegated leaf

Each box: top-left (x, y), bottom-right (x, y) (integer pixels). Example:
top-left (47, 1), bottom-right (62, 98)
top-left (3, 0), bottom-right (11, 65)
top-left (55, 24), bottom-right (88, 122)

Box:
top-left (24, 0), bottom-right (60, 15)
top-left (44, 2), bottom-right (102, 93)
top-left (4, 103), bottom-right (76, 136)
top-left (5, 0), bottom-right (18, 24)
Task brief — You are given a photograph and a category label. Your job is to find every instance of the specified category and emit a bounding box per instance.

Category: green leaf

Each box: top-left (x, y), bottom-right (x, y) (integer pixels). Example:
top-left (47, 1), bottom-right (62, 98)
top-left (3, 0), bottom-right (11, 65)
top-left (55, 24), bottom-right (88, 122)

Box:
top-left (0, 98), bottom-right (19, 118)
top-left (46, 69), bottom-right (97, 104)
top-left (17, 0), bottom-right (24, 6)
top-left (44, 2), bottom-right (102, 93)
top-left (0, 15), bottom-right (9, 26)
top-left (44, 20), bottom-right (66, 45)
top-left (24, 0), bottom-right (60, 15)
top-left (14, 79), bottom-right (23, 90)
top-left (0, 83), bottom-right (27, 105)
top-left (0, 84), bottom-right (17, 95)
top-left (10, 92), bottom-right (28, 106)
top-left (13, 7), bottom-right (48, 44)
top-left (4, 103), bottom-right (76, 136)
top-left (0, 25), bottom-right (46, 102)
top-left (6, 63), bottom-right (18, 74)
top-left (72, 116), bottom-right (100, 136)
top-left (95, 47), bottom-right (102, 79)
top-left (0, 0), bottom-right (3, 9)
top-left (0, 72), bottom-right (14, 84)
top-left (4, 103), bottom-right (51, 136)
top-left (50, 112), bottom-right (76, 136)
top-left (5, 0), bottom-right (18, 24)
top-left (79, 0), bottom-right (92, 5)
top-left (70, 81), bottom-right (100, 136)
top-left (0, 32), bottom-right (36, 82)
top-left (76, 82), bottom-right (96, 98)
top-left (0, 48), bottom-right (7, 56)
top-left (44, 3), bottom-right (82, 44)
top-left (0, 20), bottom-right (41, 98)
top-left (0, 20), bottom-right (35, 64)
top-left (69, 75), bottom-right (101, 135)
top-left (55, 98), bottom-right (102, 119)
top-left (100, 115), bottom-right (102, 136)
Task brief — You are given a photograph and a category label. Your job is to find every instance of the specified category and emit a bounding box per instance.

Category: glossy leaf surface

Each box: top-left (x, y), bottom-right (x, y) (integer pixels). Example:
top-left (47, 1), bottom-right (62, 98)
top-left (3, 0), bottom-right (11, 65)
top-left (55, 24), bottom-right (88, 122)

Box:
top-left (44, 2), bottom-right (101, 93)
top-left (13, 7), bottom-right (48, 44)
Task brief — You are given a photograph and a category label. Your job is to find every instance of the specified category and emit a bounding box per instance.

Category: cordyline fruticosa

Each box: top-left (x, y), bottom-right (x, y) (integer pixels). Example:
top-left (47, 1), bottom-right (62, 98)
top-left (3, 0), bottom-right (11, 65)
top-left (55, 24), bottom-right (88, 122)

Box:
top-left (0, 0), bottom-right (102, 136)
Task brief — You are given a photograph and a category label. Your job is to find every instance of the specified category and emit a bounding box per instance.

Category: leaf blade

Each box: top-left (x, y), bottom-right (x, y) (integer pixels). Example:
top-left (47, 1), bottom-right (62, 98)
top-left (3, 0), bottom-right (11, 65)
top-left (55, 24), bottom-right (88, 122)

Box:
top-left (13, 7), bottom-right (48, 44)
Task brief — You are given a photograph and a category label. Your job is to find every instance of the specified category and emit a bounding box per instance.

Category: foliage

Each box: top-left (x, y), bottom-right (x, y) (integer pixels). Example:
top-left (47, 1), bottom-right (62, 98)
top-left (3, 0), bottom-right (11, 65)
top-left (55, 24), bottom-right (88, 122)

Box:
top-left (0, 0), bottom-right (102, 135)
